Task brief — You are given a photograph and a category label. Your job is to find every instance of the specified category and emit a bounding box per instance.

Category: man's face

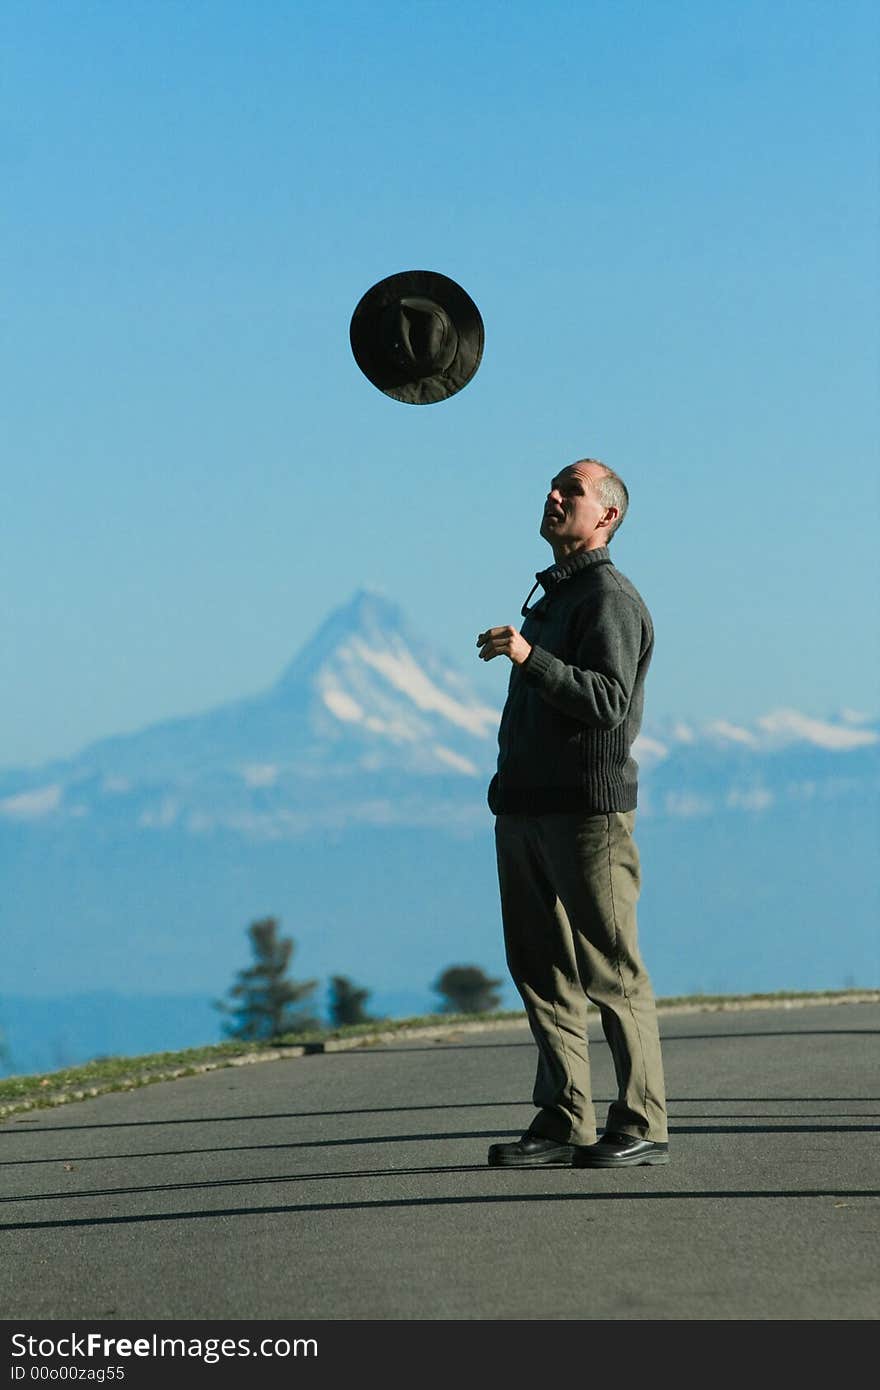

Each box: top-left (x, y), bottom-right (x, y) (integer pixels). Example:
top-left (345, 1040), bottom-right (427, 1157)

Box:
top-left (539, 462), bottom-right (610, 552)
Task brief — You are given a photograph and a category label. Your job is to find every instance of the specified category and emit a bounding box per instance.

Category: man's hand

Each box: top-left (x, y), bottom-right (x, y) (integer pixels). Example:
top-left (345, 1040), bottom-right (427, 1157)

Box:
top-left (476, 626), bottom-right (533, 665)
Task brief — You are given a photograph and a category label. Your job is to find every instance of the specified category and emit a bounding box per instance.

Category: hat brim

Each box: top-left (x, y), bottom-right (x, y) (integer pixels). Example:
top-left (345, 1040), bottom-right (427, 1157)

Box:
top-left (350, 270), bottom-right (484, 405)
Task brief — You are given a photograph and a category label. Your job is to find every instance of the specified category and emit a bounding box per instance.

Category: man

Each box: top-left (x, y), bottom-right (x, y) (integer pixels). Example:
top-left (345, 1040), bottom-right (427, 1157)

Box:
top-left (476, 458), bottom-right (668, 1169)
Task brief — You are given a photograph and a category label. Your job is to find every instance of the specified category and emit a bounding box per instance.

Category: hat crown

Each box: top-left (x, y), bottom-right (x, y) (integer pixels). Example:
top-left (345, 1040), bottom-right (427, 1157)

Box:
top-left (350, 269), bottom-right (484, 404)
top-left (381, 297), bottom-right (459, 379)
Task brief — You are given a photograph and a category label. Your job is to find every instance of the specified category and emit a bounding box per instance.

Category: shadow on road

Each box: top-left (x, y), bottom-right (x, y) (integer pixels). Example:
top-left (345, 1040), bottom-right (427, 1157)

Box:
top-left (4, 1119), bottom-right (877, 1203)
top-left (4, 1111), bottom-right (878, 1165)
top-left (322, 1028), bottom-right (878, 1056)
top-left (4, 1185), bottom-right (879, 1235)
top-left (5, 1093), bottom-right (880, 1136)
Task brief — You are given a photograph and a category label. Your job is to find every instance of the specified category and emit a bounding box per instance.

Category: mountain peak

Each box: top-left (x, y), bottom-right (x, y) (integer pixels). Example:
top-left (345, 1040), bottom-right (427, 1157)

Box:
top-left (273, 587), bottom-right (413, 692)
top-left (265, 588), bottom-right (501, 780)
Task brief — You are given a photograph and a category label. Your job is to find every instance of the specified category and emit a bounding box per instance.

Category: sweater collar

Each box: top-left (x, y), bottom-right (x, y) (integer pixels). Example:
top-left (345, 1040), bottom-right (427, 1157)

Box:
top-left (536, 545), bottom-right (612, 593)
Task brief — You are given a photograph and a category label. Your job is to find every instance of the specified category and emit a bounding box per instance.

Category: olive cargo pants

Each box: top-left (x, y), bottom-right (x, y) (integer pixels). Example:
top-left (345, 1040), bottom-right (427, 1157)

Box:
top-left (494, 810), bottom-right (668, 1145)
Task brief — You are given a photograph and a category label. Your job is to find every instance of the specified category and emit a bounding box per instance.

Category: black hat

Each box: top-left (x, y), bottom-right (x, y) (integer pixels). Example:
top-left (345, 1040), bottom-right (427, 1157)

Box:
top-left (349, 270), bottom-right (484, 405)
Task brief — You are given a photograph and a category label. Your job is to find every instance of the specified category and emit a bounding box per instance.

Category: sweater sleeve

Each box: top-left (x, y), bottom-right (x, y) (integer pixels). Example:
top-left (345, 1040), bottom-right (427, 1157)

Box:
top-left (521, 590), bottom-right (645, 729)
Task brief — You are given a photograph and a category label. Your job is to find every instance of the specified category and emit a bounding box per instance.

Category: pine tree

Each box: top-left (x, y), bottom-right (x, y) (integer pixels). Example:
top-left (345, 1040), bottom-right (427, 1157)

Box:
top-left (432, 964), bottom-right (503, 1015)
top-left (215, 917), bottom-right (319, 1040)
top-left (328, 976), bottom-right (375, 1027)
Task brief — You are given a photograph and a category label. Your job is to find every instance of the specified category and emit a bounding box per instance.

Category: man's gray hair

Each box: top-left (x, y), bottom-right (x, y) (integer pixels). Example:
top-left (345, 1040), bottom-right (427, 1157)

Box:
top-left (575, 459), bottom-right (629, 540)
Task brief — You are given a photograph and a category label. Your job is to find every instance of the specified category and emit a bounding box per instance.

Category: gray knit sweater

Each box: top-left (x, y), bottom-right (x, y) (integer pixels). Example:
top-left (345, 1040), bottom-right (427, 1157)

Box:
top-left (487, 546), bottom-right (654, 814)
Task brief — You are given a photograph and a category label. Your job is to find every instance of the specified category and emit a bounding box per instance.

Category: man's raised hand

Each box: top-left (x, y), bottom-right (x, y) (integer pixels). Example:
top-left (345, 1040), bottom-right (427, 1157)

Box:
top-left (476, 626), bottom-right (533, 665)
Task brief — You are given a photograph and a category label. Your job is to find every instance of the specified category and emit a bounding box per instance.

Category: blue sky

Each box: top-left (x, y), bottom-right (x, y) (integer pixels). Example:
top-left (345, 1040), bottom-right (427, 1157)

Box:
top-left (3, 0), bottom-right (878, 768)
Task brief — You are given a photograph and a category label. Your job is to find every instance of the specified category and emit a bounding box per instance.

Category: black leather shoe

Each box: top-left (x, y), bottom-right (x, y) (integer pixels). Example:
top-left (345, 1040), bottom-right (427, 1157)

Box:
top-left (574, 1131), bottom-right (669, 1168)
top-left (487, 1133), bottom-right (575, 1167)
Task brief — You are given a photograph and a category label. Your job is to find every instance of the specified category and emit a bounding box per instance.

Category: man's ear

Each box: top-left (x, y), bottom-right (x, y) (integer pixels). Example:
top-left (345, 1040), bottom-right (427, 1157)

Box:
top-left (598, 507), bottom-right (619, 531)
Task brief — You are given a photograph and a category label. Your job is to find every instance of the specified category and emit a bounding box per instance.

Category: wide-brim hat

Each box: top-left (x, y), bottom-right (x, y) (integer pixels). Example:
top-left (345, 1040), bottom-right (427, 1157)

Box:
top-left (350, 270), bottom-right (484, 405)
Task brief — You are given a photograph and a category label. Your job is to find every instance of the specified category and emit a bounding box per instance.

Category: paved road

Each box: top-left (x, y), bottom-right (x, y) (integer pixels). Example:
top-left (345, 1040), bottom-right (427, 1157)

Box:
top-left (1, 1002), bottom-right (877, 1321)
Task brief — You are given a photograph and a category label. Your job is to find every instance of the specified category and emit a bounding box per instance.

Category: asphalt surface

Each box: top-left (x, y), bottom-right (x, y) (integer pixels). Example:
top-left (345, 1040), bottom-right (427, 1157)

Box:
top-left (1, 1002), bottom-right (877, 1321)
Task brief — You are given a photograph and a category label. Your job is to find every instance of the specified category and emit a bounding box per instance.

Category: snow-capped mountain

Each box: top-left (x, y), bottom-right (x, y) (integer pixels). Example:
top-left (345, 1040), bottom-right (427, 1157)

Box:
top-left (633, 707), bottom-right (879, 819)
top-left (0, 588), bottom-right (876, 836)
top-left (0, 590), bottom-right (502, 835)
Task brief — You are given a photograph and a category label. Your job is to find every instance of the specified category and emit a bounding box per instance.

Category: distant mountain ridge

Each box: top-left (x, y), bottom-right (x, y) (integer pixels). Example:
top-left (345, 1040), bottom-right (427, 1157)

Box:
top-left (0, 588), bottom-right (876, 836)
top-left (0, 590), bottom-right (502, 834)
